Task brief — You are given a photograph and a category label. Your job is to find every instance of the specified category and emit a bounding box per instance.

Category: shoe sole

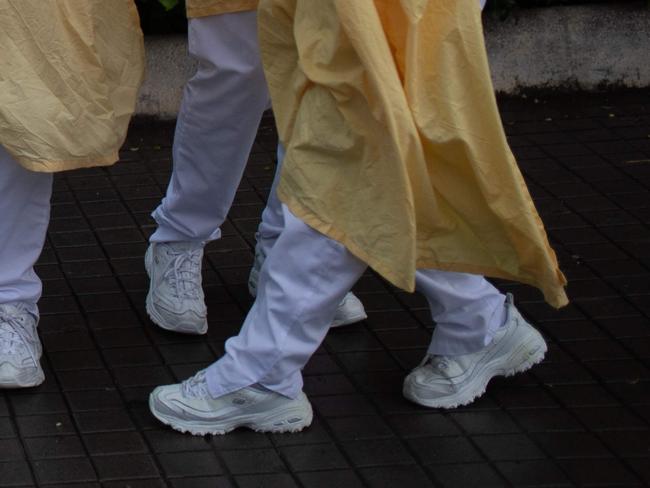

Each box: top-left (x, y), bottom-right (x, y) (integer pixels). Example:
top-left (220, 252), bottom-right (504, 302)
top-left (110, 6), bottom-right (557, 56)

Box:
top-left (0, 366), bottom-right (45, 389)
top-left (403, 330), bottom-right (547, 409)
top-left (145, 291), bottom-right (208, 335)
top-left (145, 247), bottom-right (208, 335)
top-left (149, 394), bottom-right (313, 436)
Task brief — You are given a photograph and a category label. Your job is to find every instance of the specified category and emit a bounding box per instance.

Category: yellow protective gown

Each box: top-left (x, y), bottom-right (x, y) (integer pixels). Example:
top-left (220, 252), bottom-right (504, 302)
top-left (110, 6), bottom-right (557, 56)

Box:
top-left (258, 0), bottom-right (569, 308)
top-left (186, 0), bottom-right (257, 17)
top-left (0, 0), bottom-right (144, 172)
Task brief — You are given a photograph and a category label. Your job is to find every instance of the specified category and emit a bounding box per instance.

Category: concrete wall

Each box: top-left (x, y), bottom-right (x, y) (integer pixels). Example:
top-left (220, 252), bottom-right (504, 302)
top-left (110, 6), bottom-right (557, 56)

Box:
top-left (136, 35), bottom-right (196, 118)
top-left (136, 4), bottom-right (650, 118)
top-left (483, 4), bottom-right (650, 93)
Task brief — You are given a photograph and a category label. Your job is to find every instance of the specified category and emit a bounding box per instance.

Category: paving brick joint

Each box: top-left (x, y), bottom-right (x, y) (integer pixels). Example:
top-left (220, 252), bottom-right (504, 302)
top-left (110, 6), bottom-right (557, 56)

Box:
top-left (2, 89), bottom-right (649, 487)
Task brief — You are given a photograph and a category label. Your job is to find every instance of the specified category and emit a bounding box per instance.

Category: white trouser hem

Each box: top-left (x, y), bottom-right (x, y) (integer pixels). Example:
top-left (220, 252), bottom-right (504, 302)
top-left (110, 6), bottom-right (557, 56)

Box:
top-left (422, 269), bottom-right (506, 356)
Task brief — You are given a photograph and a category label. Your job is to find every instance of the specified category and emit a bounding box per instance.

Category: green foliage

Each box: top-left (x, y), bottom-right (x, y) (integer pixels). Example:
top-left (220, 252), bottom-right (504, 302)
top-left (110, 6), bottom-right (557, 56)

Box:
top-left (158, 0), bottom-right (179, 11)
top-left (135, 0), bottom-right (186, 35)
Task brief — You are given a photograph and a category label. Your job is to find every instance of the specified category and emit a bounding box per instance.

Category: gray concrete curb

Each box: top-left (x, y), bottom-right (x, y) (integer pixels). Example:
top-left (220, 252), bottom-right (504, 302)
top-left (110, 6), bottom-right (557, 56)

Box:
top-left (136, 4), bottom-right (650, 118)
top-left (484, 4), bottom-right (650, 93)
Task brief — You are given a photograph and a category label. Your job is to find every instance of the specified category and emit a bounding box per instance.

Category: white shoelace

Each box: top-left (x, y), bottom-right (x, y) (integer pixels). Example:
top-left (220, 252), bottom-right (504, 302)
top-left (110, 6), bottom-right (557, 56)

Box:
top-left (182, 370), bottom-right (210, 399)
top-left (0, 307), bottom-right (37, 365)
top-left (164, 248), bottom-right (202, 299)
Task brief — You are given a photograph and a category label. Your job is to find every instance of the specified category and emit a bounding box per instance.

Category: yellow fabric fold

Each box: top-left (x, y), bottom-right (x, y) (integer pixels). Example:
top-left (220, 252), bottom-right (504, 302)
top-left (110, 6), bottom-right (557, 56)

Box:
top-left (186, 0), bottom-right (257, 17)
top-left (258, 0), bottom-right (568, 308)
top-left (0, 0), bottom-right (144, 172)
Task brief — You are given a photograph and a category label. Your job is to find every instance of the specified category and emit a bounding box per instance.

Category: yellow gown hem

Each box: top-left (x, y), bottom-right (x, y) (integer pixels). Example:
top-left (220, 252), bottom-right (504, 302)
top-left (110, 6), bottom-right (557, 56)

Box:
top-left (186, 0), bottom-right (257, 18)
top-left (14, 153), bottom-right (119, 173)
top-left (279, 186), bottom-right (569, 309)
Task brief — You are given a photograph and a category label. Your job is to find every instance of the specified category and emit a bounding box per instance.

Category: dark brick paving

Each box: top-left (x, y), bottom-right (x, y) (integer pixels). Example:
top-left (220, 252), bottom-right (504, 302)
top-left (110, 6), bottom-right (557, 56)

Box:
top-left (3, 89), bottom-right (649, 487)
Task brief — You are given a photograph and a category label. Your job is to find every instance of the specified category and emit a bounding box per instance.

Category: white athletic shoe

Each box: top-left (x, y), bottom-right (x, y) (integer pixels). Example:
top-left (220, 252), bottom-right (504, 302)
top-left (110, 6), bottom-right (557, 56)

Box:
top-left (331, 292), bottom-right (367, 327)
top-left (0, 303), bottom-right (44, 388)
top-left (247, 239), bottom-right (367, 328)
top-left (403, 294), bottom-right (547, 409)
top-left (145, 242), bottom-right (208, 335)
top-left (149, 370), bottom-right (313, 436)
top-left (247, 238), bottom-right (266, 298)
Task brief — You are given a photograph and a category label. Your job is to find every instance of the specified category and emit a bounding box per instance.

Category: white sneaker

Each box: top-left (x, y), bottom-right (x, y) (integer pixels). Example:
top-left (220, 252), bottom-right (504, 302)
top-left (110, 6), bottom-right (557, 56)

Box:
top-left (331, 292), bottom-right (367, 327)
top-left (149, 370), bottom-right (313, 436)
top-left (403, 294), bottom-right (547, 409)
top-left (145, 242), bottom-right (207, 335)
top-left (0, 303), bottom-right (44, 388)
top-left (247, 240), bottom-right (367, 328)
top-left (247, 238), bottom-right (266, 298)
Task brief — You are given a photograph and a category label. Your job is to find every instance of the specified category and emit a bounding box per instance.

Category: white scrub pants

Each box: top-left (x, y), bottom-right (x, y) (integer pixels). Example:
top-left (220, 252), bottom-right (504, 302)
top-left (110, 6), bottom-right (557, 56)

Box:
top-left (0, 146), bottom-right (53, 314)
top-left (206, 153), bottom-right (506, 400)
top-left (257, 146), bottom-right (506, 358)
top-left (150, 12), bottom-right (270, 243)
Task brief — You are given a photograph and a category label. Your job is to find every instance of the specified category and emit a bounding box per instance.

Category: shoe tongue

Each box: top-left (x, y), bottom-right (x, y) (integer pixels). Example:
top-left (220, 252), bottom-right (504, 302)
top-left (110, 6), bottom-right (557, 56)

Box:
top-left (0, 308), bottom-right (32, 353)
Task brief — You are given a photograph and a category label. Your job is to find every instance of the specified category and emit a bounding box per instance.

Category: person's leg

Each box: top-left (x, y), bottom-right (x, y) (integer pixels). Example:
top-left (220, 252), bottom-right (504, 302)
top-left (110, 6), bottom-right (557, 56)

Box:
top-left (146, 12), bottom-right (270, 334)
top-left (403, 270), bottom-right (546, 408)
top-left (208, 204), bottom-right (367, 397)
top-left (248, 145), bottom-right (368, 327)
top-left (0, 146), bottom-right (53, 388)
top-left (246, 144), bottom-right (285, 296)
top-left (149, 205), bottom-right (368, 434)
top-left (253, 145), bottom-right (286, 262)
top-left (417, 270), bottom-right (507, 356)
top-left (150, 12), bottom-right (269, 244)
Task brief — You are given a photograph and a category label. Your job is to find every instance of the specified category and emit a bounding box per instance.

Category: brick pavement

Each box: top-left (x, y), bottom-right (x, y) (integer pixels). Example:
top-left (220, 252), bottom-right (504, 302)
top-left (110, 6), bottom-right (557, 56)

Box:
top-left (1, 89), bottom-right (649, 487)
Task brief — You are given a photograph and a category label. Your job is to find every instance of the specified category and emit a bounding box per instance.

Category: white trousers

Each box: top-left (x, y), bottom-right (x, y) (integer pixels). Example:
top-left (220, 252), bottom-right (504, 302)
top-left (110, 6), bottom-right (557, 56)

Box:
top-left (150, 12), bottom-right (270, 243)
top-left (209, 148), bottom-right (506, 399)
top-left (256, 146), bottom-right (286, 258)
top-left (0, 146), bottom-right (53, 313)
top-left (206, 204), bottom-right (506, 399)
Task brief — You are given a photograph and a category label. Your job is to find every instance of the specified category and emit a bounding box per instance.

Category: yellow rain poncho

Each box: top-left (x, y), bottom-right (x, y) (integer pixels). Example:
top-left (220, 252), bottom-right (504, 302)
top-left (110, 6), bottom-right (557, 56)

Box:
top-left (258, 0), bottom-right (568, 308)
top-left (0, 0), bottom-right (144, 172)
top-left (186, 0), bottom-right (257, 17)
